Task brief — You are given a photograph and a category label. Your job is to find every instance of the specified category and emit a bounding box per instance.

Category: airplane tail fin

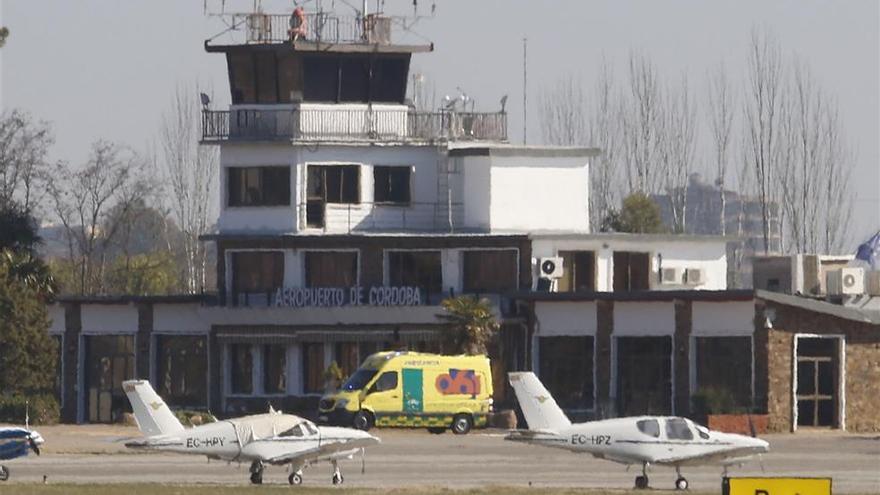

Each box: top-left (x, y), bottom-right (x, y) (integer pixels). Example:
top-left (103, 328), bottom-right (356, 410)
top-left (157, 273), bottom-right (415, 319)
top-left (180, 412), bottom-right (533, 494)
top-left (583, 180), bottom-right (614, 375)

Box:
top-left (508, 372), bottom-right (571, 431)
top-left (122, 380), bottom-right (185, 437)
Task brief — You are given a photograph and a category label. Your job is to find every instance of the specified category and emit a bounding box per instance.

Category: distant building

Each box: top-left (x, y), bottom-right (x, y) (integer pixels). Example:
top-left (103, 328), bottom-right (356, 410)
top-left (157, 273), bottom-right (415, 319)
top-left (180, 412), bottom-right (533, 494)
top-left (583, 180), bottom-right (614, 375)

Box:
top-left (652, 173), bottom-right (782, 255)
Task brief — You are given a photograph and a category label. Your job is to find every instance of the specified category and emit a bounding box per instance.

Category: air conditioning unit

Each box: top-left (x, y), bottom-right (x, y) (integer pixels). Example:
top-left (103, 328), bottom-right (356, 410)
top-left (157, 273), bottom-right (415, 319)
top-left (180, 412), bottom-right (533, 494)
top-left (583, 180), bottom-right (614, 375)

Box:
top-left (538, 257), bottom-right (564, 279)
top-left (660, 267), bottom-right (682, 285)
top-left (685, 268), bottom-right (705, 286)
top-left (826, 267), bottom-right (865, 296)
top-left (866, 271), bottom-right (880, 296)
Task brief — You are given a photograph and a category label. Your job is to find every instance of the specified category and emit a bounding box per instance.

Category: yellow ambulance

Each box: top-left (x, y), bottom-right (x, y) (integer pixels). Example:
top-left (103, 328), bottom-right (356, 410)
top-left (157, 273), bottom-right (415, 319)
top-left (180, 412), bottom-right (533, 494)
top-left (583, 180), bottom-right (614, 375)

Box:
top-left (317, 352), bottom-right (493, 434)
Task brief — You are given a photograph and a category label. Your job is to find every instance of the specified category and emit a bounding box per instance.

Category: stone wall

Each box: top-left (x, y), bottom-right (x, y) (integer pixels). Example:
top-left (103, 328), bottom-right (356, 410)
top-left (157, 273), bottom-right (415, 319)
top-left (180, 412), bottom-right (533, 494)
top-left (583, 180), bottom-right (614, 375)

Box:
top-left (762, 300), bottom-right (880, 433)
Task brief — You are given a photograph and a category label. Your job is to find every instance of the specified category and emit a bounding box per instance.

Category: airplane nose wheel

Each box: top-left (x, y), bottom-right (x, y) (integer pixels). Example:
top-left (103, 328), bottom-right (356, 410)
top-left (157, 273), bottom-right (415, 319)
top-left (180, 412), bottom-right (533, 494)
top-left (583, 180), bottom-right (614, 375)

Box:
top-left (674, 466), bottom-right (688, 490)
top-left (331, 470), bottom-right (344, 485)
top-left (0, 465), bottom-right (9, 482)
top-left (634, 462), bottom-right (650, 489)
top-left (249, 461), bottom-right (264, 485)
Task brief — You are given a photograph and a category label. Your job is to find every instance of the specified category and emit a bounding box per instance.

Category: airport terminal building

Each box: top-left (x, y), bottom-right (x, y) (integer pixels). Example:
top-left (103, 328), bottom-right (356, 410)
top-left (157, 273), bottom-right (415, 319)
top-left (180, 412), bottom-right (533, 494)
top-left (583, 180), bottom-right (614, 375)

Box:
top-left (46, 10), bottom-right (880, 432)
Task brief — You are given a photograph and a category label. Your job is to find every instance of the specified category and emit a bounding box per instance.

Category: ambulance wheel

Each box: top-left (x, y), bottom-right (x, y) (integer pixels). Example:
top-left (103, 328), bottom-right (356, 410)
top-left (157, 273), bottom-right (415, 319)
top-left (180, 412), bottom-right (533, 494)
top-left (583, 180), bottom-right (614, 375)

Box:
top-left (0, 465), bottom-right (9, 482)
top-left (427, 426), bottom-right (446, 434)
top-left (675, 477), bottom-right (688, 490)
top-left (289, 472), bottom-right (303, 485)
top-left (353, 410), bottom-right (374, 431)
top-left (451, 414), bottom-right (473, 435)
top-left (635, 475), bottom-right (649, 489)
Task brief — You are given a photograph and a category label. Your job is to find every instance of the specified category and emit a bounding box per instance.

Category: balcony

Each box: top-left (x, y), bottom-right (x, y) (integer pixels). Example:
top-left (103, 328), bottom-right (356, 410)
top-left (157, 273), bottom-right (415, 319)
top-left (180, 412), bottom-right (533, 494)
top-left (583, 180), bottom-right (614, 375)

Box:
top-left (201, 105), bottom-right (508, 143)
top-left (209, 13), bottom-right (401, 47)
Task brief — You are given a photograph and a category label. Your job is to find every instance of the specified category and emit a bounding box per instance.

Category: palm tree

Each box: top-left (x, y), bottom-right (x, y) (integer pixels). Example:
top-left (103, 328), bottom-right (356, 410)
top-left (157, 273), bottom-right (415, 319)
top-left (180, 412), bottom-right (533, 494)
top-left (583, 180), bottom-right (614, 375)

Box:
top-left (436, 295), bottom-right (500, 355)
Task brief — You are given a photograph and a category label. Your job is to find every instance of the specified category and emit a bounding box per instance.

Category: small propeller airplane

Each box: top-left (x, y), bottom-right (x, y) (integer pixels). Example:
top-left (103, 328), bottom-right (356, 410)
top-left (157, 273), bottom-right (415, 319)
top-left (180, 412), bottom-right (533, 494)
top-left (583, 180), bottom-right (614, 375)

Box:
top-left (0, 404), bottom-right (45, 482)
top-left (122, 380), bottom-right (380, 485)
top-left (506, 372), bottom-right (769, 490)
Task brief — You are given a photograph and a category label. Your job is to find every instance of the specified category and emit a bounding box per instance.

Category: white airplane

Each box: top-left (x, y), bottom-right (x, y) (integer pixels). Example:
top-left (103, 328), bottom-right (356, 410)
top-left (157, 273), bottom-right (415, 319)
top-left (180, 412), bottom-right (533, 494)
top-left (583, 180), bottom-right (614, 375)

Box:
top-left (506, 372), bottom-right (769, 490)
top-left (122, 380), bottom-right (380, 485)
top-left (0, 411), bottom-right (45, 481)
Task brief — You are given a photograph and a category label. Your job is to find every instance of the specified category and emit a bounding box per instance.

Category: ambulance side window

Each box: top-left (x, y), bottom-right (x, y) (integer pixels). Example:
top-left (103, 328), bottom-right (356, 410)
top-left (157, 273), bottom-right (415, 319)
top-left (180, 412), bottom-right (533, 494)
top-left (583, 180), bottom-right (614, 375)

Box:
top-left (636, 419), bottom-right (660, 438)
top-left (372, 371), bottom-right (398, 392)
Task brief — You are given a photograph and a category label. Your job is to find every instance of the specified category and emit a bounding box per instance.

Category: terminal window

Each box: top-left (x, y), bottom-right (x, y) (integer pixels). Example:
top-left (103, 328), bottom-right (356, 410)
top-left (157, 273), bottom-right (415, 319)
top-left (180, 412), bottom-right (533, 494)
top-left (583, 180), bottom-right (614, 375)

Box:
top-left (229, 344), bottom-right (253, 395)
top-left (263, 344), bottom-right (287, 395)
top-left (374, 166), bottom-right (411, 204)
top-left (305, 251), bottom-right (358, 288)
top-left (557, 251), bottom-right (596, 292)
top-left (387, 251), bottom-right (442, 294)
top-left (227, 166), bottom-right (290, 207)
top-left (231, 251), bottom-right (284, 297)
top-left (156, 335), bottom-right (207, 408)
top-left (302, 343), bottom-right (325, 394)
top-left (462, 250), bottom-right (518, 293)
top-left (694, 337), bottom-right (752, 410)
top-left (539, 336), bottom-right (594, 410)
top-left (612, 251), bottom-right (650, 292)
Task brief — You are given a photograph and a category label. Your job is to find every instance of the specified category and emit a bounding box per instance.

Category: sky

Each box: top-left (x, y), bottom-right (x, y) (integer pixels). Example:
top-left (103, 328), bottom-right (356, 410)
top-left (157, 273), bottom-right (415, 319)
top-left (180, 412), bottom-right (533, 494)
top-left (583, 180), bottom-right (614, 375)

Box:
top-left (1, 0), bottom-right (878, 250)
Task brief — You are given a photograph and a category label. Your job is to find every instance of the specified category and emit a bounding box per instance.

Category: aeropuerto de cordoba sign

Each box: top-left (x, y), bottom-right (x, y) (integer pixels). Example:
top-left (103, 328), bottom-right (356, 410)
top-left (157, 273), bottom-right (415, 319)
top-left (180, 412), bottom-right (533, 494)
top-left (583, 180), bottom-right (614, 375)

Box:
top-left (273, 286), bottom-right (422, 308)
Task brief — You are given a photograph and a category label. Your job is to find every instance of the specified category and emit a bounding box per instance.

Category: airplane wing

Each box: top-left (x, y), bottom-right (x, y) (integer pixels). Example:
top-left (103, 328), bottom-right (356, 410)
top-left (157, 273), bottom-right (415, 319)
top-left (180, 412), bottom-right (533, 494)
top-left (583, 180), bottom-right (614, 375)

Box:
top-left (653, 445), bottom-right (763, 466)
top-left (256, 442), bottom-right (360, 466)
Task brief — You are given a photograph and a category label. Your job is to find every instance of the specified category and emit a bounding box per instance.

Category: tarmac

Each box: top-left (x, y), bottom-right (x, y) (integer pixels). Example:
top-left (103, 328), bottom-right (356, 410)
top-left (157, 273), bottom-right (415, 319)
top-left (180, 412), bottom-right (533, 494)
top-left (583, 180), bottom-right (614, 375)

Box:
top-left (1, 424), bottom-right (878, 492)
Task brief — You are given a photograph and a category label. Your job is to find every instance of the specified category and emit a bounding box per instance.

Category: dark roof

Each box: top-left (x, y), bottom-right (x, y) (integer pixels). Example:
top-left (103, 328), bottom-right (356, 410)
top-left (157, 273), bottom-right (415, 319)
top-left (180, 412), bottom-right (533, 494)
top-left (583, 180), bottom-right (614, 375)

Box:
top-left (52, 294), bottom-right (209, 305)
top-left (510, 289), bottom-right (755, 303)
top-left (756, 290), bottom-right (880, 325)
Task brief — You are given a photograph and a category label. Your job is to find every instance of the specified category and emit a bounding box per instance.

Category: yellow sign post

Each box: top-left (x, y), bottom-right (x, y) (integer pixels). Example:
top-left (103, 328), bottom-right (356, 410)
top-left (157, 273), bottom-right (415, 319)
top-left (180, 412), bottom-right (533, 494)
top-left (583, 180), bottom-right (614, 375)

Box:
top-left (723, 477), bottom-right (832, 495)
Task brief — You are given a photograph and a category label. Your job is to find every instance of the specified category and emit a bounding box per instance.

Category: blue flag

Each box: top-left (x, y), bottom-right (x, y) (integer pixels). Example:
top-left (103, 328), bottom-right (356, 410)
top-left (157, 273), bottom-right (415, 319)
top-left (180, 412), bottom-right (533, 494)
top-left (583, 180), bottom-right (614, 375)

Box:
top-left (855, 231), bottom-right (880, 270)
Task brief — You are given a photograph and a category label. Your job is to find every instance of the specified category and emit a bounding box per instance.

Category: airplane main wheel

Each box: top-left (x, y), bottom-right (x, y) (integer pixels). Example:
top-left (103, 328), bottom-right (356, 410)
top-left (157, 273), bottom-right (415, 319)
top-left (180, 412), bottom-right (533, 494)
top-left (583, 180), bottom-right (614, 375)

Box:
top-left (0, 465), bottom-right (9, 482)
top-left (332, 471), bottom-right (344, 485)
top-left (289, 472), bottom-right (303, 485)
top-left (675, 477), bottom-right (689, 490)
top-left (635, 475), bottom-right (649, 490)
top-left (451, 414), bottom-right (473, 435)
top-left (250, 471), bottom-right (263, 485)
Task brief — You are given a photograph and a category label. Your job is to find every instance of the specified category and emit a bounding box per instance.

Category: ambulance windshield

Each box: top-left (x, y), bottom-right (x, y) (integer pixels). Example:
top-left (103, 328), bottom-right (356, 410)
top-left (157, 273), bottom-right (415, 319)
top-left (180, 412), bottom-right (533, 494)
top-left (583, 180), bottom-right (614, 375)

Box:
top-left (342, 369), bottom-right (378, 391)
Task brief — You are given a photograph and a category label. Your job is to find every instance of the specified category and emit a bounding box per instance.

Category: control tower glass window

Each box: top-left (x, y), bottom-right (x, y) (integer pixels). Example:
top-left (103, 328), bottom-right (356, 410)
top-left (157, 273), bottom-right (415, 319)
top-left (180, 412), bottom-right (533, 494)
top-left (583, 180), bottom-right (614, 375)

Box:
top-left (228, 166), bottom-right (291, 207)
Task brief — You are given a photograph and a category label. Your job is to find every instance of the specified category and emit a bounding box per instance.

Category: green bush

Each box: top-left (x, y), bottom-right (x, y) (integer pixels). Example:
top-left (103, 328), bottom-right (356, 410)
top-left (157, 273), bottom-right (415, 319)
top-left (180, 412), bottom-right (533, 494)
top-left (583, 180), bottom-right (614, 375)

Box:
top-left (0, 394), bottom-right (60, 425)
top-left (691, 386), bottom-right (746, 416)
top-left (174, 409), bottom-right (216, 427)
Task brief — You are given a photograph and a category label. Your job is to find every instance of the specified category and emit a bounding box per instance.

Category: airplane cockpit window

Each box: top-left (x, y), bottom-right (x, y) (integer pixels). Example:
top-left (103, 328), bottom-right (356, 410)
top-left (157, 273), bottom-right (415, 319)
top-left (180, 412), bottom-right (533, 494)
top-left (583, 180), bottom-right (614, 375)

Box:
top-left (695, 424), bottom-right (710, 440)
top-left (665, 418), bottom-right (694, 440)
top-left (636, 419), bottom-right (660, 437)
top-left (303, 422), bottom-right (318, 435)
top-left (280, 424), bottom-right (305, 437)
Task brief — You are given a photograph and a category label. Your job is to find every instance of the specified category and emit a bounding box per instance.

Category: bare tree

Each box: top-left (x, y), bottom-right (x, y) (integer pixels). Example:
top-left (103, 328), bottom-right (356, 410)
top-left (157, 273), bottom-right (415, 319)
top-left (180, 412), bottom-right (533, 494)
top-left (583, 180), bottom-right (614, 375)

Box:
top-left (46, 141), bottom-right (158, 295)
top-left (538, 74), bottom-right (588, 146)
top-left (0, 110), bottom-right (53, 211)
top-left (621, 51), bottom-right (664, 194)
top-left (743, 27), bottom-right (785, 254)
top-left (586, 61), bottom-right (621, 231)
top-left (657, 75), bottom-right (697, 233)
top-left (706, 64), bottom-right (736, 236)
top-left (160, 84), bottom-right (218, 293)
top-left (778, 59), bottom-right (853, 254)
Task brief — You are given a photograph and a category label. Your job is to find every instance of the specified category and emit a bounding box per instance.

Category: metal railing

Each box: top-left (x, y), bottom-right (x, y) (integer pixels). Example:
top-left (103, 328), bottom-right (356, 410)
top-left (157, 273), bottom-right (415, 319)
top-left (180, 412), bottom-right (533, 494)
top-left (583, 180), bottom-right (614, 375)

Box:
top-left (202, 107), bottom-right (507, 143)
top-left (240, 13), bottom-right (391, 45)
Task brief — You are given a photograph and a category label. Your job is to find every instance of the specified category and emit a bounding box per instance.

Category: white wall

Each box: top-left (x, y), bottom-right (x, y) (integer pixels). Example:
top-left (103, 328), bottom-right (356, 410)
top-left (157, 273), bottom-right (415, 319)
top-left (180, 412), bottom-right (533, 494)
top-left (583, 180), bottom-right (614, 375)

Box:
top-left (692, 301), bottom-right (755, 336)
top-left (488, 155), bottom-right (590, 233)
top-left (153, 303), bottom-right (210, 333)
top-left (534, 301), bottom-right (597, 336)
top-left (462, 155), bottom-right (491, 230)
top-left (48, 304), bottom-right (65, 334)
top-left (613, 301), bottom-right (675, 336)
top-left (80, 304), bottom-right (138, 334)
top-left (531, 235), bottom-right (729, 291)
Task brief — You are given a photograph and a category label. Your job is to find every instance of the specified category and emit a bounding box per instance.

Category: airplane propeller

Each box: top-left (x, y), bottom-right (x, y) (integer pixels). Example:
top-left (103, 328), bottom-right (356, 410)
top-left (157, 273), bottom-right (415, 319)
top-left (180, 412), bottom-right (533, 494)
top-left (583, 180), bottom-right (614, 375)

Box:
top-left (27, 434), bottom-right (40, 456)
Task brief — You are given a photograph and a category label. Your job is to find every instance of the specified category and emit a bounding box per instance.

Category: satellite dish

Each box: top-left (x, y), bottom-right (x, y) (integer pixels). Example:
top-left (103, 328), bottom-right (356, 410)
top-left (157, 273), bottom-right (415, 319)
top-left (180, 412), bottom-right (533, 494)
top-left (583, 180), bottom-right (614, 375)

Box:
top-left (200, 93), bottom-right (211, 107)
top-left (500, 94), bottom-right (508, 112)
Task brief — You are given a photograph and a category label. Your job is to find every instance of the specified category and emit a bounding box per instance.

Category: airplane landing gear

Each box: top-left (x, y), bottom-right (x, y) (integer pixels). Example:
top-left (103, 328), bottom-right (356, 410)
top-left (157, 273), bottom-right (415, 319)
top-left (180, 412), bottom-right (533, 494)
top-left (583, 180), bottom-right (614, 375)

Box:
top-left (331, 460), bottom-right (344, 485)
top-left (634, 462), bottom-right (650, 489)
top-left (288, 471), bottom-right (303, 485)
top-left (249, 461), bottom-right (264, 485)
top-left (0, 465), bottom-right (9, 482)
top-left (675, 466), bottom-right (688, 490)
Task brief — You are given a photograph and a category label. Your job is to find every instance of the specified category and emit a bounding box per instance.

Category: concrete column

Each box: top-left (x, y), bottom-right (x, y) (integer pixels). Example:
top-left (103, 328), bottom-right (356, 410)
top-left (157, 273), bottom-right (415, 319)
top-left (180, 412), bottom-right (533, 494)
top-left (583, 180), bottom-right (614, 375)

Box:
top-left (674, 299), bottom-right (692, 416)
top-left (61, 303), bottom-right (81, 423)
top-left (136, 303), bottom-right (153, 381)
top-left (596, 300), bottom-right (614, 417)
